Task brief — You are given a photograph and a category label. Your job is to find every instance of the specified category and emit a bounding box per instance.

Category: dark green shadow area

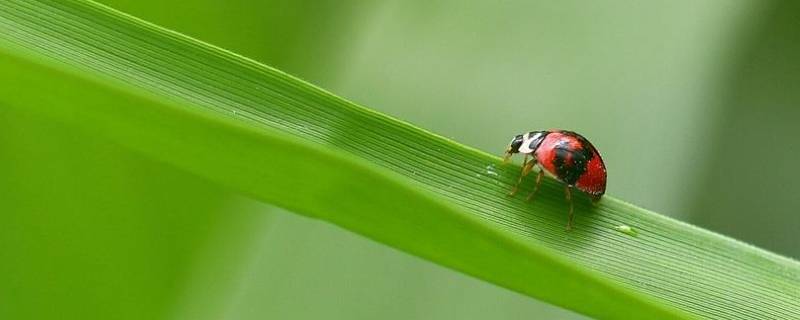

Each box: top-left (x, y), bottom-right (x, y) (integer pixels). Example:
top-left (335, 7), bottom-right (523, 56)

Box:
top-left (689, 0), bottom-right (800, 258)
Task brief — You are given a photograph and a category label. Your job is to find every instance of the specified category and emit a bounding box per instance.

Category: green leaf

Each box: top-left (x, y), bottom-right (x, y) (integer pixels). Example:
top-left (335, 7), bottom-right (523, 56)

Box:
top-left (0, 1), bottom-right (797, 319)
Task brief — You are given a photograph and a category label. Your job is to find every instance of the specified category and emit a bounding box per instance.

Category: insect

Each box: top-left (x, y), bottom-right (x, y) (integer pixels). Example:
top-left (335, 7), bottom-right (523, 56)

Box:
top-left (503, 130), bottom-right (607, 230)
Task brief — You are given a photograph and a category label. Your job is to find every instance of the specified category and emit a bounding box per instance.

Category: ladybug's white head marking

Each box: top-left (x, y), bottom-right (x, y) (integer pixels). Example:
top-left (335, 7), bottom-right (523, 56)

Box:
top-left (519, 131), bottom-right (547, 154)
top-left (504, 131), bottom-right (550, 163)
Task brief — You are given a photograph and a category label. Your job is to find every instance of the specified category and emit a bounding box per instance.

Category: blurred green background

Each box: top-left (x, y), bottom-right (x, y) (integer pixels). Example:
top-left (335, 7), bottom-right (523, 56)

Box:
top-left (2, 1), bottom-right (798, 319)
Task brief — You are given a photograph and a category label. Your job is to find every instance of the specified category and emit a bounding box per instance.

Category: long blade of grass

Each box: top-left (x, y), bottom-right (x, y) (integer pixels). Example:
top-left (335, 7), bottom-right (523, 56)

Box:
top-left (0, 1), bottom-right (797, 319)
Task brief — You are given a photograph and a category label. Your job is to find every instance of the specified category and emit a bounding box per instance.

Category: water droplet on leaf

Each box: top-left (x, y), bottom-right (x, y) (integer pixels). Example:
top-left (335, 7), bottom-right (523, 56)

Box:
top-left (614, 225), bottom-right (638, 236)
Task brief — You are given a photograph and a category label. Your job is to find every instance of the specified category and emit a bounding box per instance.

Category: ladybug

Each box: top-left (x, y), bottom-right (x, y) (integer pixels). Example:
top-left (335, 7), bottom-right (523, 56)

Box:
top-left (503, 130), bottom-right (607, 230)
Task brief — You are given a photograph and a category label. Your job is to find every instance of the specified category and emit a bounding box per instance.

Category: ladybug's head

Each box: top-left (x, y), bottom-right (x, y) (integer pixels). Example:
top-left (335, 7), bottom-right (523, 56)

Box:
top-left (503, 131), bottom-right (549, 163)
top-left (503, 134), bottom-right (525, 163)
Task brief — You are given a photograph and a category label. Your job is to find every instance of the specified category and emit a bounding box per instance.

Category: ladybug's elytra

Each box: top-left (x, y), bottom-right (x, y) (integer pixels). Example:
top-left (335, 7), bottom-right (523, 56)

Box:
top-left (503, 130), bottom-right (607, 230)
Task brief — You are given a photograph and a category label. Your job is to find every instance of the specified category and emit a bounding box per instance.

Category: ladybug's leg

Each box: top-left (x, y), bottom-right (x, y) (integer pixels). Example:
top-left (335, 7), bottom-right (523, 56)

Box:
top-left (526, 169), bottom-right (544, 201)
top-left (565, 185), bottom-right (574, 230)
top-left (509, 155), bottom-right (533, 196)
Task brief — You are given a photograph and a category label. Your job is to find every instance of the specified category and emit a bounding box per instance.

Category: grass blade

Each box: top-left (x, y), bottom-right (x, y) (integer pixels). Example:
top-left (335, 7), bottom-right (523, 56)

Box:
top-left (0, 1), bottom-right (798, 319)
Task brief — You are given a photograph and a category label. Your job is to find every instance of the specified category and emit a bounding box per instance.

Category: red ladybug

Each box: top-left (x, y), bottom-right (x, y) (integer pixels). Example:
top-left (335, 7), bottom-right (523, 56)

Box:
top-left (503, 130), bottom-right (607, 230)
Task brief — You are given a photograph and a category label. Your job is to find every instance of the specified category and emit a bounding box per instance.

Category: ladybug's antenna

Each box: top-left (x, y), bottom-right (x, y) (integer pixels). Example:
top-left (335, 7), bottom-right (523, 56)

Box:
top-left (502, 150), bottom-right (513, 164)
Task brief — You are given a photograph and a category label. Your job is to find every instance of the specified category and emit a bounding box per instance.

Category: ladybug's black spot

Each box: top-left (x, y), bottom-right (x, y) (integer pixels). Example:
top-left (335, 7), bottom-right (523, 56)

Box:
top-left (552, 132), bottom-right (595, 185)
